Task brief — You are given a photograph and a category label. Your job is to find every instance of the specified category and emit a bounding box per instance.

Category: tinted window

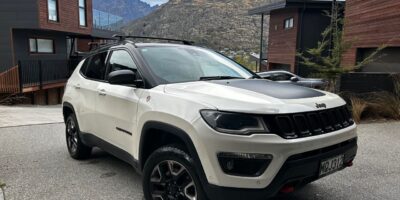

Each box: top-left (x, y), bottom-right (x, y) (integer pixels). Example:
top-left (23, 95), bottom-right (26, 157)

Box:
top-left (273, 73), bottom-right (293, 81)
top-left (109, 50), bottom-right (137, 72)
top-left (79, 58), bottom-right (89, 74)
top-left (84, 52), bottom-right (108, 80)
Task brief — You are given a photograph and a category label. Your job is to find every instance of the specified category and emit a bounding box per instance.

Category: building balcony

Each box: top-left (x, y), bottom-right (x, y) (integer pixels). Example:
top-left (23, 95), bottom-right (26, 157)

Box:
top-left (93, 9), bottom-right (124, 32)
top-left (0, 59), bottom-right (81, 94)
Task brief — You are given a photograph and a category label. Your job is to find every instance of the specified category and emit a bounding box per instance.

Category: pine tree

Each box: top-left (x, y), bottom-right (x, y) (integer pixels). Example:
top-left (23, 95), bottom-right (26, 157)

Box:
top-left (297, 1), bottom-right (385, 92)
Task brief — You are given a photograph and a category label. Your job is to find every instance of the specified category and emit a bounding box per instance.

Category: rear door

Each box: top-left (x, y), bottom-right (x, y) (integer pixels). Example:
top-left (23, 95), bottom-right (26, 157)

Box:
top-left (95, 49), bottom-right (143, 152)
top-left (77, 51), bottom-right (109, 135)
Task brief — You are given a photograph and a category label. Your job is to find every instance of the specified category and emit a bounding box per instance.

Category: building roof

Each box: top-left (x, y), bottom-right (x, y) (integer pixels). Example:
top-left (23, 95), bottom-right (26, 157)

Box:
top-left (249, 0), bottom-right (345, 15)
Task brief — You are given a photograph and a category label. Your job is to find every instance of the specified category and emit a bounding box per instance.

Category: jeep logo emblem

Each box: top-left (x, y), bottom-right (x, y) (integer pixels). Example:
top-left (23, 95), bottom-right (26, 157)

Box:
top-left (316, 103), bottom-right (327, 109)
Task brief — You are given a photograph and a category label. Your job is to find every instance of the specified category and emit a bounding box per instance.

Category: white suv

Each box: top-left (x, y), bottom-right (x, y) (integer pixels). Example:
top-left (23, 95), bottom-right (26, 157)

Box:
top-left (62, 37), bottom-right (358, 200)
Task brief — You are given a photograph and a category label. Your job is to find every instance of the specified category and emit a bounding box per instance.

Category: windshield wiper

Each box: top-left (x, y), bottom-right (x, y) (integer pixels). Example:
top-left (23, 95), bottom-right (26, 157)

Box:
top-left (199, 76), bottom-right (244, 81)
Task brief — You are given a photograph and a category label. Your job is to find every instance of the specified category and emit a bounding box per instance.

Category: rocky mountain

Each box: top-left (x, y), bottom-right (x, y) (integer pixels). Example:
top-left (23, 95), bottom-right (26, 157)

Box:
top-left (122, 0), bottom-right (278, 52)
top-left (93, 0), bottom-right (159, 22)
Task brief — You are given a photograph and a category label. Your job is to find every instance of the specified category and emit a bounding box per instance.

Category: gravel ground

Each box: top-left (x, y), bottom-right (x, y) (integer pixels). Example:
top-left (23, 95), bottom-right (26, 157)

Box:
top-left (0, 122), bottom-right (399, 200)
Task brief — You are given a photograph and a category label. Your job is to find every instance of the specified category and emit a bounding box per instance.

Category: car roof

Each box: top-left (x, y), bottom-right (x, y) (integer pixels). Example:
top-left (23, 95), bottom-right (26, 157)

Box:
top-left (89, 41), bottom-right (200, 54)
top-left (258, 70), bottom-right (293, 75)
top-left (134, 43), bottom-right (194, 48)
top-left (86, 41), bottom-right (196, 59)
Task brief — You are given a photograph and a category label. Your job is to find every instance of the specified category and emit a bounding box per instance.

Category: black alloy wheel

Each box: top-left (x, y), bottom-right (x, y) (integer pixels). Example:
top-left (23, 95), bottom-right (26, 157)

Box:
top-left (65, 114), bottom-right (92, 159)
top-left (150, 160), bottom-right (197, 200)
top-left (143, 146), bottom-right (205, 200)
top-left (66, 117), bottom-right (79, 154)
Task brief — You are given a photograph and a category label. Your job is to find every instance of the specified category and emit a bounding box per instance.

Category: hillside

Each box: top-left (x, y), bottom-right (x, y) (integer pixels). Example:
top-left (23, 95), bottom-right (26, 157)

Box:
top-left (93, 0), bottom-right (158, 22)
top-left (122, 0), bottom-right (274, 52)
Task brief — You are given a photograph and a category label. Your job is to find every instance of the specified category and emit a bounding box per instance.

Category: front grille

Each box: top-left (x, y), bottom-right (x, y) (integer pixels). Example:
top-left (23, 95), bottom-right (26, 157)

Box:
top-left (264, 106), bottom-right (354, 139)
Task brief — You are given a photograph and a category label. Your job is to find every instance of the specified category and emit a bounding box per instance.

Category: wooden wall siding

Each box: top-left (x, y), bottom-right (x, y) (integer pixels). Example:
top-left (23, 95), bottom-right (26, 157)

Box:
top-left (77, 38), bottom-right (93, 52)
top-left (38, 0), bottom-right (93, 35)
top-left (267, 8), bottom-right (299, 72)
top-left (0, 66), bottom-right (20, 93)
top-left (342, 0), bottom-right (400, 66)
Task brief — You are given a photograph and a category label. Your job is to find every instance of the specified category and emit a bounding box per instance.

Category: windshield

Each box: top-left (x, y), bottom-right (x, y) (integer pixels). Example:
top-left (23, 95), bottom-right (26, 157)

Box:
top-left (138, 46), bottom-right (255, 84)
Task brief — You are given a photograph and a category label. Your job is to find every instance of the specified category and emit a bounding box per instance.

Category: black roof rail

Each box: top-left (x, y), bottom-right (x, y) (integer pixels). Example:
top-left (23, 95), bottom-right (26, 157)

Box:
top-left (112, 34), bottom-right (194, 45)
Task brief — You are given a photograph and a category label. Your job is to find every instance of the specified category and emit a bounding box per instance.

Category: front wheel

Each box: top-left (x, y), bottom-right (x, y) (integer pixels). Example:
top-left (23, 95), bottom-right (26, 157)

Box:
top-left (143, 146), bottom-right (206, 200)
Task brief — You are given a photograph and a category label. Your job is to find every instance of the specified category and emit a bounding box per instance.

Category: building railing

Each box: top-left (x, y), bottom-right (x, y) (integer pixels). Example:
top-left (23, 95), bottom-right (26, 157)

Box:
top-left (93, 9), bottom-right (124, 32)
top-left (18, 59), bottom-right (81, 89)
top-left (0, 59), bottom-right (81, 94)
top-left (0, 66), bottom-right (20, 93)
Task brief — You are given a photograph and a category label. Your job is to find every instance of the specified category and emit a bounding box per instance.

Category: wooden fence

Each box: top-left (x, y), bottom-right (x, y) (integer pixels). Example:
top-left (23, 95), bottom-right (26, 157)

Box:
top-left (0, 66), bottom-right (20, 93)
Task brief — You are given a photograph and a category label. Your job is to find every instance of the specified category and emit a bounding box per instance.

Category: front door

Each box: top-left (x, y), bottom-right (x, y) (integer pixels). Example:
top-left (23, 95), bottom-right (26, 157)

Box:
top-left (95, 49), bottom-right (143, 152)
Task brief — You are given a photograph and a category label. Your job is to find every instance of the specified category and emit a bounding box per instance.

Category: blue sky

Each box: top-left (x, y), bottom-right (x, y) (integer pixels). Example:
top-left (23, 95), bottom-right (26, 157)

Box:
top-left (141, 0), bottom-right (169, 6)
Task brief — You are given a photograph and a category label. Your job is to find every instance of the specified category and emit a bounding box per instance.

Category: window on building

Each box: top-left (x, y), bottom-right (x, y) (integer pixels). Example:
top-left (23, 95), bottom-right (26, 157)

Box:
top-left (79, 0), bottom-right (87, 27)
top-left (48, 0), bottom-right (58, 21)
top-left (284, 17), bottom-right (294, 29)
top-left (29, 38), bottom-right (55, 54)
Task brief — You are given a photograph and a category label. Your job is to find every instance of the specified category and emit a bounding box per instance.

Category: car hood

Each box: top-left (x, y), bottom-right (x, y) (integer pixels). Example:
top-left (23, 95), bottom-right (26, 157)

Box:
top-left (164, 79), bottom-right (345, 114)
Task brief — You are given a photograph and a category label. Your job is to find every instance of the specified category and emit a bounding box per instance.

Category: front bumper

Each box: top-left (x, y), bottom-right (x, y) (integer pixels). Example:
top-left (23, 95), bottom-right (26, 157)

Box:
top-left (191, 118), bottom-right (357, 189)
top-left (204, 137), bottom-right (357, 200)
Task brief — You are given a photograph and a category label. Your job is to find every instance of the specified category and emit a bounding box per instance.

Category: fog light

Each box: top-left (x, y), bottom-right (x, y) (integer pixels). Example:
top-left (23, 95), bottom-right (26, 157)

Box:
top-left (217, 152), bottom-right (273, 177)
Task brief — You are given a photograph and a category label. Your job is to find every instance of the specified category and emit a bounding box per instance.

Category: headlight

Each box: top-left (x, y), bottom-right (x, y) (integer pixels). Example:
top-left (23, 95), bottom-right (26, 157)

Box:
top-left (200, 110), bottom-right (268, 135)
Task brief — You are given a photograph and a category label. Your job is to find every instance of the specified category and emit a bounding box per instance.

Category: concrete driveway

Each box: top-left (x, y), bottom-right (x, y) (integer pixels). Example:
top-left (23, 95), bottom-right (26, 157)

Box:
top-left (0, 121), bottom-right (400, 200)
top-left (0, 105), bottom-right (63, 128)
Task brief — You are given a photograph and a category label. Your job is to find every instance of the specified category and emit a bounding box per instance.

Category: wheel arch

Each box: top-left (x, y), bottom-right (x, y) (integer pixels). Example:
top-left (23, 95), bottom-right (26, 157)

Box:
top-left (139, 121), bottom-right (208, 186)
top-left (62, 102), bottom-right (76, 122)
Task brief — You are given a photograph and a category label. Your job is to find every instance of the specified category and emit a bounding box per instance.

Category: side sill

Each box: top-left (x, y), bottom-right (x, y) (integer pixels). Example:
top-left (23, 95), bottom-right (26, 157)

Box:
top-left (80, 132), bottom-right (141, 174)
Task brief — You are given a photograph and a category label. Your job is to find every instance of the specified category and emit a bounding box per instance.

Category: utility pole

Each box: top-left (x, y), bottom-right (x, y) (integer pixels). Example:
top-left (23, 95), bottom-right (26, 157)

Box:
top-left (259, 14), bottom-right (265, 72)
top-left (329, 0), bottom-right (337, 57)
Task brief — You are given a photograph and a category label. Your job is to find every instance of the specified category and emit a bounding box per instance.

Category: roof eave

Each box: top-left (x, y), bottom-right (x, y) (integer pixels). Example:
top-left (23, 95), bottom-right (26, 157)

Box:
top-left (248, 1), bottom-right (287, 15)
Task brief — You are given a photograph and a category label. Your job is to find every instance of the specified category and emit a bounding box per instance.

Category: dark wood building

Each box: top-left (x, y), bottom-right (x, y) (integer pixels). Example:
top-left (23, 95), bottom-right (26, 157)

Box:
top-left (249, 0), bottom-right (340, 75)
top-left (0, 0), bottom-right (121, 104)
top-left (342, 0), bottom-right (400, 72)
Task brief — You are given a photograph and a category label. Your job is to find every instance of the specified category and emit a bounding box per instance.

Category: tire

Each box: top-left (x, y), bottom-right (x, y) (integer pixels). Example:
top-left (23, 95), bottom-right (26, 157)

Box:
top-left (65, 113), bottom-right (92, 160)
top-left (143, 145), bottom-right (207, 200)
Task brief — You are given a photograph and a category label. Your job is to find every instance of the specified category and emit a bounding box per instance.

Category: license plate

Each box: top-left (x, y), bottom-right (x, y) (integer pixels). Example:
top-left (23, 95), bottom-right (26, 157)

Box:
top-left (319, 155), bottom-right (344, 177)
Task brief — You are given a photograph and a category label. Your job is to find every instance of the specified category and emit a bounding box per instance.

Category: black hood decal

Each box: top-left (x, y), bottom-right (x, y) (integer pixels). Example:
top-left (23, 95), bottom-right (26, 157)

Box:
top-left (210, 79), bottom-right (325, 99)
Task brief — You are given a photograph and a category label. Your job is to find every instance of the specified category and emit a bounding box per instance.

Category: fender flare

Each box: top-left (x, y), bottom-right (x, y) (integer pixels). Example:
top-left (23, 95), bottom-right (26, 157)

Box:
top-left (62, 102), bottom-right (76, 122)
top-left (139, 121), bottom-right (209, 186)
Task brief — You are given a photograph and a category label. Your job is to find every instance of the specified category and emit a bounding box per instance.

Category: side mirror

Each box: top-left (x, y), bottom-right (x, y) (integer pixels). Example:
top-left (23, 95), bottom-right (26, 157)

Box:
top-left (108, 70), bottom-right (141, 86)
top-left (290, 77), bottom-right (299, 82)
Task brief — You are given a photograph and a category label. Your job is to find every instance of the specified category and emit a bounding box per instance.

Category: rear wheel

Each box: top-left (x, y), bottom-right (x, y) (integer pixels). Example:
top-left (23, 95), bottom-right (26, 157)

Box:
top-left (65, 114), bottom-right (92, 159)
top-left (143, 146), bottom-right (206, 200)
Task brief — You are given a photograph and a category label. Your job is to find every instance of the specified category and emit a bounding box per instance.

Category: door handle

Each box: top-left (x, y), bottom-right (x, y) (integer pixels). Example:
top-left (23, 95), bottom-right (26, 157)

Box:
top-left (98, 89), bottom-right (107, 96)
top-left (74, 84), bottom-right (81, 89)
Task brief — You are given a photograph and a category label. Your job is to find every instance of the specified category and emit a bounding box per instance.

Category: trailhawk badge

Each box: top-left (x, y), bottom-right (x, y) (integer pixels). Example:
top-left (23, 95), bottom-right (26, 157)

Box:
top-left (316, 103), bottom-right (327, 109)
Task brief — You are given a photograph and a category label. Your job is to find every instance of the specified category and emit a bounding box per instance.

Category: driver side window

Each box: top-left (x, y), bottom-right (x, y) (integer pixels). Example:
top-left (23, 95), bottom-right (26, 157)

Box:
top-left (108, 50), bottom-right (137, 73)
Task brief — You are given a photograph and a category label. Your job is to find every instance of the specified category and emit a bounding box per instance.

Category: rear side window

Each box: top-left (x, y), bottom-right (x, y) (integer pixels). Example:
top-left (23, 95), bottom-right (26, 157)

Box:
top-left (82, 51), bottom-right (108, 80)
top-left (108, 50), bottom-right (137, 72)
top-left (79, 58), bottom-right (89, 74)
